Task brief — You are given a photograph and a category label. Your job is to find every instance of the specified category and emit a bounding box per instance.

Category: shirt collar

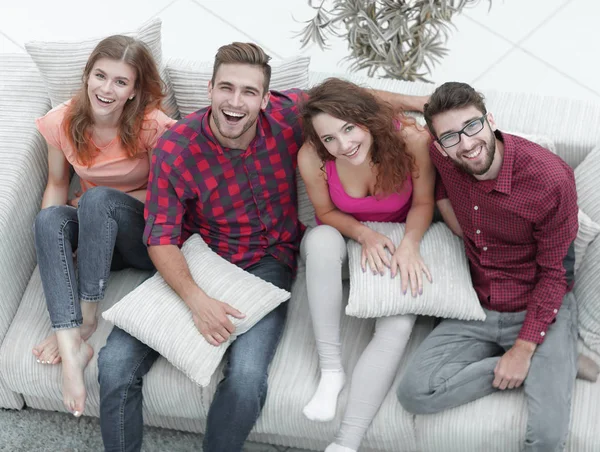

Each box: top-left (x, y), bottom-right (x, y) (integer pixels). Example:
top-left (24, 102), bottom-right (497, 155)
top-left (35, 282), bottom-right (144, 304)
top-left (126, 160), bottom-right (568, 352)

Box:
top-left (200, 107), bottom-right (266, 155)
top-left (489, 130), bottom-right (513, 195)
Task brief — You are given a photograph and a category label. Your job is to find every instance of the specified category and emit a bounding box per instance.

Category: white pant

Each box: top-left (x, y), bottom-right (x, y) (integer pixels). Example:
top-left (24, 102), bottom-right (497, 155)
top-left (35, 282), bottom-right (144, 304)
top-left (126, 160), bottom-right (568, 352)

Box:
top-left (300, 225), bottom-right (416, 450)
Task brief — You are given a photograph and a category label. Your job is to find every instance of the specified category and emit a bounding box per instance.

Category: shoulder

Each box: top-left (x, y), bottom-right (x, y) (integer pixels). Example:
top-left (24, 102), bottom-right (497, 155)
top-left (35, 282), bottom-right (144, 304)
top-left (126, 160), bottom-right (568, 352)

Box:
top-left (144, 108), bottom-right (177, 127)
top-left (265, 89), bottom-right (306, 114)
top-left (298, 141), bottom-right (321, 168)
top-left (153, 109), bottom-right (208, 162)
top-left (37, 101), bottom-right (70, 128)
top-left (508, 133), bottom-right (573, 184)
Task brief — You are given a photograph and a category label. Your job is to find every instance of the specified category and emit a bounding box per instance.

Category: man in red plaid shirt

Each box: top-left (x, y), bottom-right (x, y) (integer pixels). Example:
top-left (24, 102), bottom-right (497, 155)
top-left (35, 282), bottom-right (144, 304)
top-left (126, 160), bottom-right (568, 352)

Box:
top-left (98, 42), bottom-right (428, 452)
top-left (397, 82), bottom-right (579, 451)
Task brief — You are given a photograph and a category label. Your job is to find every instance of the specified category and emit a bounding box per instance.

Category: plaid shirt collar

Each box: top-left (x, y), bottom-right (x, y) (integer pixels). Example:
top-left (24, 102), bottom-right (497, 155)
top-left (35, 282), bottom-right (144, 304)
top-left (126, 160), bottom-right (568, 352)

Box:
top-left (200, 106), bottom-right (266, 155)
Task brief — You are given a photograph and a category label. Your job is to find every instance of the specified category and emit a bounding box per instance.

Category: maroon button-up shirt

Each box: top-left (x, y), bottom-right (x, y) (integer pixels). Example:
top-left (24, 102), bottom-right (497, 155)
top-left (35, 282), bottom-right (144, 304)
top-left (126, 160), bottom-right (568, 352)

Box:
top-left (143, 89), bottom-right (305, 271)
top-left (432, 131), bottom-right (578, 344)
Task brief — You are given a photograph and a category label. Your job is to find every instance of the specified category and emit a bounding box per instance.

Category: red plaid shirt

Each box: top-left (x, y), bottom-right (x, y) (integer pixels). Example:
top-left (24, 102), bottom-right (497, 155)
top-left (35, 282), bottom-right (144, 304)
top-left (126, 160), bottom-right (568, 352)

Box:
top-left (432, 131), bottom-right (578, 344)
top-left (143, 89), bottom-right (305, 270)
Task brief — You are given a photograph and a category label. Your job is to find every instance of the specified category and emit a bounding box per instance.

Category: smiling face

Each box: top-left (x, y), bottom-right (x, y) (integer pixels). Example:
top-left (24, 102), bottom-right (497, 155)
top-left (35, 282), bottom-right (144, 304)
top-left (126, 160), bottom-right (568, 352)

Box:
top-left (311, 112), bottom-right (373, 166)
top-left (208, 63), bottom-right (270, 149)
top-left (86, 57), bottom-right (137, 124)
top-left (431, 106), bottom-right (498, 178)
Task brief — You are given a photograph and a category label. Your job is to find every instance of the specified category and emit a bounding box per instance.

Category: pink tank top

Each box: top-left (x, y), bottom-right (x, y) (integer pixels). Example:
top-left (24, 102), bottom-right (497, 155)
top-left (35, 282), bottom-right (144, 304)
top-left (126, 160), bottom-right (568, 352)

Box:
top-left (323, 160), bottom-right (413, 223)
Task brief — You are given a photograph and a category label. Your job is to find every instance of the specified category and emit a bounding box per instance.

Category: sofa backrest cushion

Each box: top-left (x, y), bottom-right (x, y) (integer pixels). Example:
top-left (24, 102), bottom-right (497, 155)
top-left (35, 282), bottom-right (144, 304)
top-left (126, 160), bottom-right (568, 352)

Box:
top-left (25, 18), bottom-right (178, 119)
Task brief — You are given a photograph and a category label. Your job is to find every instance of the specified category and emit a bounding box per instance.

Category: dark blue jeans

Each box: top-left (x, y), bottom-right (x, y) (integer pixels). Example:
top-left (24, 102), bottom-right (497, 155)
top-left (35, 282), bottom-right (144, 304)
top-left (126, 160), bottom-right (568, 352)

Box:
top-left (98, 256), bottom-right (292, 452)
top-left (34, 187), bottom-right (153, 329)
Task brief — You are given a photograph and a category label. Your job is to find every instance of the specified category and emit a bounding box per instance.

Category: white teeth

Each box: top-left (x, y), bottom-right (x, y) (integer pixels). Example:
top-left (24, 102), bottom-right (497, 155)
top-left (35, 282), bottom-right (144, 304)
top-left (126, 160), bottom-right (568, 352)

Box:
top-left (345, 146), bottom-right (359, 157)
top-left (465, 147), bottom-right (482, 158)
top-left (97, 95), bottom-right (114, 103)
top-left (223, 110), bottom-right (245, 117)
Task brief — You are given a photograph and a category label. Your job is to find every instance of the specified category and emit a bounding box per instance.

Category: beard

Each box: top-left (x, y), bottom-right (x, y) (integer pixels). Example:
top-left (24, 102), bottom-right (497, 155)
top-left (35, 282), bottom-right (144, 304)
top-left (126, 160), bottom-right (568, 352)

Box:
top-left (449, 134), bottom-right (496, 176)
top-left (212, 110), bottom-right (259, 141)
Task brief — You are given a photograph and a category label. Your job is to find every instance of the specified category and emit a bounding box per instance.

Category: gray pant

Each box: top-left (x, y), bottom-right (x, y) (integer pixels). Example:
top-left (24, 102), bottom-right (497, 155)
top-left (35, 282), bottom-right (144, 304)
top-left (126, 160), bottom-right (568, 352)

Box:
top-left (301, 225), bottom-right (416, 450)
top-left (397, 292), bottom-right (578, 452)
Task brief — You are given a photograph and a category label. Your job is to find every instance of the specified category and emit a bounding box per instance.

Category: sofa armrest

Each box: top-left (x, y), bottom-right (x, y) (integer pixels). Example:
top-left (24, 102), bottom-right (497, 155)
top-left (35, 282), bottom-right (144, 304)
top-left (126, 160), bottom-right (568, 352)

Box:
top-left (0, 54), bottom-right (51, 341)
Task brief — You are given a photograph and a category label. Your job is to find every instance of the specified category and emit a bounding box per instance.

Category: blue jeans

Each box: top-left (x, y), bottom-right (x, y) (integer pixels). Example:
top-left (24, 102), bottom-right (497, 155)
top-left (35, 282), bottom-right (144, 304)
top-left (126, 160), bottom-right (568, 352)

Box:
top-left (397, 292), bottom-right (578, 452)
top-left (98, 256), bottom-right (292, 452)
top-left (34, 187), bottom-right (153, 329)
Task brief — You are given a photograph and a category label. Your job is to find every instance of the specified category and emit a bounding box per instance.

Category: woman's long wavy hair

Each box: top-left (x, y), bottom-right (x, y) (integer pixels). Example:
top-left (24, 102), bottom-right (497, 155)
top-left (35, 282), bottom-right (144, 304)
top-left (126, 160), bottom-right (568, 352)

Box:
top-left (301, 78), bottom-right (416, 197)
top-left (63, 35), bottom-right (166, 166)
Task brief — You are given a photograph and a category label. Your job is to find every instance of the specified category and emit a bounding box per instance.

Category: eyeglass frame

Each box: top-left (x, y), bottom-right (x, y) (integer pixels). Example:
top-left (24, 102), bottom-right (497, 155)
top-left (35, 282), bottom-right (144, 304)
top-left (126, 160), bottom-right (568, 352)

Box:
top-left (436, 114), bottom-right (489, 149)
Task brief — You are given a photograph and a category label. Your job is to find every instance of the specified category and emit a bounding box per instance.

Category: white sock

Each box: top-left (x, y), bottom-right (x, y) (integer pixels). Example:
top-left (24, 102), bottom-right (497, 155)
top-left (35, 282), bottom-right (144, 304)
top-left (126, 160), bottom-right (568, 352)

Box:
top-left (324, 443), bottom-right (356, 452)
top-left (303, 369), bottom-right (346, 422)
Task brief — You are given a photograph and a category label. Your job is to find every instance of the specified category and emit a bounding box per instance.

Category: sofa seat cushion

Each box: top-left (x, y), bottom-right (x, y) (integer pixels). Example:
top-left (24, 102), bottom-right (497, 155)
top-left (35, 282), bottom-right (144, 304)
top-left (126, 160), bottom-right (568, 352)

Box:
top-left (414, 377), bottom-right (600, 452)
top-left (0, 263), bottom-right (427, 451)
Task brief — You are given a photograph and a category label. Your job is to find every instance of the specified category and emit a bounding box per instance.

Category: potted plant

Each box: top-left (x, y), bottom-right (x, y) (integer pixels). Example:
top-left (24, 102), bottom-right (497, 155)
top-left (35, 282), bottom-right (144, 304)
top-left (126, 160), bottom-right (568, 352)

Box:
top-left (297, 0), bottom-right (492, 82)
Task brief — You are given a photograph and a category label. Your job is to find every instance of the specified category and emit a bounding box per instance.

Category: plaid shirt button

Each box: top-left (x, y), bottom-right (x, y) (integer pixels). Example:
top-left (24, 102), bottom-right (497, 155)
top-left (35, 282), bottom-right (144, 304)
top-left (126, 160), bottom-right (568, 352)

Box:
top-left (540, 331), bottom-right (546, 337)
top-left (554, 309), bottom-right (558, 314)
top-left (476, 229), bottom-right (481, 234)
top-left (474, 205), bottom-right (479, 210)
top-left (483, 246), bottom-right (488, 251)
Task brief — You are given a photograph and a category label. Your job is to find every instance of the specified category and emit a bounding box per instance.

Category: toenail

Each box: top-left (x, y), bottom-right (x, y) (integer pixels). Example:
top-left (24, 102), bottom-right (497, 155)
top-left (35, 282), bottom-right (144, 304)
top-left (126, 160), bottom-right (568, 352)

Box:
top-left (73, 411), bottom-right (80, 417)
top-left (36, 359), bottom-right (40, 363)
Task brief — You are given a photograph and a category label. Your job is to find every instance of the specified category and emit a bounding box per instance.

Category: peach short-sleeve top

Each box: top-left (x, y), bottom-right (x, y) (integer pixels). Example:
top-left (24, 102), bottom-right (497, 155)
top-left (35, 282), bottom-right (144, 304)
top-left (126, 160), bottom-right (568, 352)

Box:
top-left (36, 102), bottom-right (176, 193)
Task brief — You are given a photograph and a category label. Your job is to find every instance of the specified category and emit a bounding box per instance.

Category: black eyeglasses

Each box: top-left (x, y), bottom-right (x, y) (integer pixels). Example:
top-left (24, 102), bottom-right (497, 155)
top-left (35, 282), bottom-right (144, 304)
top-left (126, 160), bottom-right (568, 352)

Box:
top-left (437, 115), bottom-right (488, 148)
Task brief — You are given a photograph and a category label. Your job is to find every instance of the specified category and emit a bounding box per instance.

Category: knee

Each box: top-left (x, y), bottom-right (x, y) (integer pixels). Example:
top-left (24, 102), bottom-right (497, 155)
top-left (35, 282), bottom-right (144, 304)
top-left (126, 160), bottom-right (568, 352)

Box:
top-left (302, 225), bottom-right (345, 263)
top-left (34, 206), bottom-right (70, 238)
top-left (78, 186), bottom-right (118, 214)
top-left (97, 344), bottom-right (131, 392)
top-left (396, 372), bottom-right (433, 415)
top-left (226, 359), bottom-right (268, 400)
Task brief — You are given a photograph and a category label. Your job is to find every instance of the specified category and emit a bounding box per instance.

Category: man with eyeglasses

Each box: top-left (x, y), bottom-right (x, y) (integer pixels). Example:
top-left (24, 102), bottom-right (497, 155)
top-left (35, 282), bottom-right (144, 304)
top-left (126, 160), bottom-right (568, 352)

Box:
top-left (396, 82), bottom-right (578, 452)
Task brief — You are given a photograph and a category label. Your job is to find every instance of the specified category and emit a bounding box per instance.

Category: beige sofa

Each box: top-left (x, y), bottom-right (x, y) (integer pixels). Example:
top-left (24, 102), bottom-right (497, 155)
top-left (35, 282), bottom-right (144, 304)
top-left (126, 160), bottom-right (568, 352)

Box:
top-left (1, 52), bottom-right (599, 452)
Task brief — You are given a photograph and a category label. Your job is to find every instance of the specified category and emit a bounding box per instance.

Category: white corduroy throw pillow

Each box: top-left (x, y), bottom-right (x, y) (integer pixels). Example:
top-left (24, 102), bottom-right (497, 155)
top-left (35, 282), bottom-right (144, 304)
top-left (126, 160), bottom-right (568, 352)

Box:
top-left (346, 222), bottom-right (486, 320)
top-left (25, 18), bottom-right (178, 118)
top-left (575, 209), bottom-right (600, 275)
top-left (165, 56), bottom-right (310, 118)
top-left (102, 234), bottom-right (290, 386)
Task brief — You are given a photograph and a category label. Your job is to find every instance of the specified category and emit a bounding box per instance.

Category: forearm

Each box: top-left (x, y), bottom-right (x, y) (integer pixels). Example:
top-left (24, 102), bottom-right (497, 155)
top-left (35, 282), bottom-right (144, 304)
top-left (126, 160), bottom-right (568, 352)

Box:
top-left (41, 183), bottom-right (69, 209)
top-left (437, 198), bottom-right (463, 238)
top-left (370, 89), bottom-right (428, 112)
top-left (402, 202), bottom-right (434, 246)
top-left (317, 209), bottom-right (371, 243)
top-left (147, 244), bottom-right (209, 308)
top-left (520, 279), bottom-right (569, 344)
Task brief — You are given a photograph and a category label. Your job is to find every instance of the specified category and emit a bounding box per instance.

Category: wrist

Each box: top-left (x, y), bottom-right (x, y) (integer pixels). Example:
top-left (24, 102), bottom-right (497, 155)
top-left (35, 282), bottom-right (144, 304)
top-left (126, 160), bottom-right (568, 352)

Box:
top-left (514, 339), bottom-right (537, 356)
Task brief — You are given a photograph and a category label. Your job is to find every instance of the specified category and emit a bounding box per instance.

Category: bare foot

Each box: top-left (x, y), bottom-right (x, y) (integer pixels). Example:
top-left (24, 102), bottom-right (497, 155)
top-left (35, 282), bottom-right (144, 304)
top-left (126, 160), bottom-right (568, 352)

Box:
top-left (60, 339), bottom-right (94, 417)
top-left (32, 334), bottom-right (61, 365)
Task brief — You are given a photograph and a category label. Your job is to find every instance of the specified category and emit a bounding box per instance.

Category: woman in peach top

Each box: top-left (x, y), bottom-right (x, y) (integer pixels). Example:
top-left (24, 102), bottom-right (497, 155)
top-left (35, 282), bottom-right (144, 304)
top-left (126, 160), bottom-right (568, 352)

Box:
top-left (33, 35), bottom-right (175, 417)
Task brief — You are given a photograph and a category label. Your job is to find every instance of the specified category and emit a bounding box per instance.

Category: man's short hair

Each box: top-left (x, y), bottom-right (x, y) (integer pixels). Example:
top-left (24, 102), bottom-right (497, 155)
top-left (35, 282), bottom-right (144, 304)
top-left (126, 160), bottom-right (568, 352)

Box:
top-left (424, 82), bottom-right (487, 137)
top-left (211, 42), bottom-right (272, 95)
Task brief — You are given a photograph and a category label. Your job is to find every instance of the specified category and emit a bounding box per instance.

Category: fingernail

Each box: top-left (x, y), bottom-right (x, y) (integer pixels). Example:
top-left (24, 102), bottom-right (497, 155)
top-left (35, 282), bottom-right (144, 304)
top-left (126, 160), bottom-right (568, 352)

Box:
top-left (419, 288), bottom-right (423, 295)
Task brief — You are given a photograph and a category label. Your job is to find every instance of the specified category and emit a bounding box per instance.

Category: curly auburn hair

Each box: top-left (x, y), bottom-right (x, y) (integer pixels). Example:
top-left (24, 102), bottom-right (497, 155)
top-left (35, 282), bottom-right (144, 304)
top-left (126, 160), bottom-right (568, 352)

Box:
top-left (63, 35), bottom-right (166, 166)
top-left (300, 78), bottom-right (415, 197)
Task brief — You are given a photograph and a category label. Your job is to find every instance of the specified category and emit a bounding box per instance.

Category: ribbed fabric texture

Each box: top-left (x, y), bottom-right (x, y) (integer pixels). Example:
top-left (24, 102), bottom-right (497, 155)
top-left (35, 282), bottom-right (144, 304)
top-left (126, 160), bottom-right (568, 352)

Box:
top-left (574, 145), bottom-right (600, 356)
top-left (24, 18), bottom-right (179, 119)
top-left (575, 210), bottom-right (600, 275)
top-left (0, 267), bottom-right (151, 413)
top-left (103, 234), bottom-right (290, 387)
top-left (346, 222), bottom-right (485, 320)
top-left (165, 56), bottom-right (310, 118)
top-left (0, 53), bottom-right (51, 410)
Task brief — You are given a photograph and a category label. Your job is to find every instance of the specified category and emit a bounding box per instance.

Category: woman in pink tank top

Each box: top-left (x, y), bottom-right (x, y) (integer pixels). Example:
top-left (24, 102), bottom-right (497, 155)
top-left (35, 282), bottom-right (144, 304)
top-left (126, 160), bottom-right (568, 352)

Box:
top-left (32, 35), bottom-right (175, 418)
top-left (298, 78), bottom-right (435, 452)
